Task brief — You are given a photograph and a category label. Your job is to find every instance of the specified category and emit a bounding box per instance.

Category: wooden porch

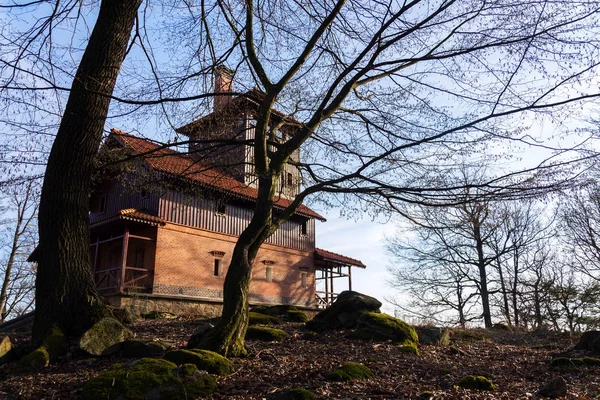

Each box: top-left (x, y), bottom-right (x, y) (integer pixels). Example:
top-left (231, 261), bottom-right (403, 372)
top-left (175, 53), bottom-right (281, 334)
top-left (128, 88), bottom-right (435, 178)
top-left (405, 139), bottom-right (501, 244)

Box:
top-left (314, 248), bottom-right (366, 308)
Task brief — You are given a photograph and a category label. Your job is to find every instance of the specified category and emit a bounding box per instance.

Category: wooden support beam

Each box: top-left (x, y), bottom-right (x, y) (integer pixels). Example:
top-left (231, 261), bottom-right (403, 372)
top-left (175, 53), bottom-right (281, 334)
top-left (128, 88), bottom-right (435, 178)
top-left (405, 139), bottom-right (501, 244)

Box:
top-left (93, 236), bottom-right (100, 274)
top-left (348, 266), bottom-right (352, 291)
top-left (120, 226), bottom-right (129, 292)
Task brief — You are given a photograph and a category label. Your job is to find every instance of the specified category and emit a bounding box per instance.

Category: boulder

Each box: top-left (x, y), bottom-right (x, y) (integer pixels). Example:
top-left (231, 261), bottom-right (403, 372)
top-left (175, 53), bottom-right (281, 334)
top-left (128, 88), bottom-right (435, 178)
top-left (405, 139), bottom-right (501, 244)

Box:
top-left (327, 362), bottom-right (374, 381)
top-left (306, 291), bottom-right (381, 331)
top-left (267, 388), bottom-right (315, 400)
top-left (80, 358), bottom-right (216, 400)
top-left (246, 326), bottom-right (290, 342)
top-left (122, 339), bottom-right (171, 358)
top-left (285, 310), bottom-right (309, 323)
top-left (249, 312), bottom-right (281, 326)
top-left (108, 306), bottom-right (137, 324)
top-left (349, 312), bottom-right (418, 353)
top-left (414, 326), bottom-right (450, 346)
top-left (17, 326), bottom-right (67, 372)
top-left (573, 331), bottom-right (600, 352)
top-left (141, 311), bottom-right (178, 320)
top-left (538, 377), bottom-right (568, 398)
top-left (456, 375), bottom-right (497, 391)
top-left (0, 335), bottom-right (12, 364)
top-left (164, 349), bottom-right (233, 376)
top-left (187, 323), bottom-right (214, 349)
top-left (79, 317), bottom-right (133, 356)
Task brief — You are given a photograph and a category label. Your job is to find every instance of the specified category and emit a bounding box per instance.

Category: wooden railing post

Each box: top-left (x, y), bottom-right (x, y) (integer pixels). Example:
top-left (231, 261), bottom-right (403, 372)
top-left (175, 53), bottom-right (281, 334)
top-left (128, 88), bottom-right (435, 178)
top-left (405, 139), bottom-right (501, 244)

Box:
top-left (120, 225), bottom-right (129, 292)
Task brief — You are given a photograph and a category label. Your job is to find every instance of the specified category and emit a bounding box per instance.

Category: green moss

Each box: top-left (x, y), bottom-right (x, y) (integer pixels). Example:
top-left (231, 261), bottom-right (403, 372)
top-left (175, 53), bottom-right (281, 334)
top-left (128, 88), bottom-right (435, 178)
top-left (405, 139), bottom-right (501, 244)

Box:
top-left (285, 310), bottom-right (309, 323)
top-left (452, 329), bottom-right (487, 341)
top-left (80, 358), bottom-right (216, 400)
top-left (164, 349), bottom-right (233, 376)
top-left (418, 391), bottom-right (434, 399)
top-left (42, 326), bottom-right (67, 361)
top-left (252, 305), bottom-right (298, 316)
top-left (584, 357), bottom-right (600, 366)
top-left (456, 375), bottom-right (497, 391)
top-left (349, 313), bottom-right (419, 352)
top-left (327, 362), bottom-right (374, 382)
top-left (281, 388), bottom-right (315, 399)
top-left (16, 346), bottom-right (50, 372)
top-left (249, 312), bottom-right (281, 326)
top-left (551, 357), bottom-right (585, 367)
top-left (245, 326), bottom-right (289, 342)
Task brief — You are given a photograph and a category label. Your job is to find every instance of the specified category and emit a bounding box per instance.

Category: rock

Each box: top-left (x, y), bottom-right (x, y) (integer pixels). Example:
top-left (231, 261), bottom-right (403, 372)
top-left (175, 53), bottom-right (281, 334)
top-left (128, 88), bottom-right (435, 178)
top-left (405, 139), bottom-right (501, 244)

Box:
top-left (456, 375), bottom-right (497, 391)
top-left (538, 376), bottom-right (568, 398)
top-left (415, 326), bottom-right (450, 346)
top-left (164, 349), bottom-right (233, 376)
top-left (245, 326), bottom-right (290, 342)
top-left (108, 306), bottom-right (137, 324)
top-left (16, 346), bottom-right (50, 372)
top-left (306, 291), bottom-right (381, 331)
top-left (122, 339), bottom-right (171, 358)
top-left (285, 310), bottom-right (309, 323)
top-left (0, 335), bottom-right (12, 364)
top-left (267, 388), bottom-right (315, 400)
top-left (141, 311), bottom-right (178, 320)
top-left (79, 317), bottom-right (133, 356)
top-left (327, 362), bottom-right (374, 381)
top-left (492, 323), bottom-right (512, 331)
top-left (349, 312), bottom-right (419, 353)
top-left (80, 358), bottom-right (216, 399)
top-left (249, 312), bottom-right (281, 326)
top-left (187, 323), bottom-right (214, 349)
top-left (251, 305), bottom-right (298, 316)
top-left (573, 331), bottom-right (600, 352)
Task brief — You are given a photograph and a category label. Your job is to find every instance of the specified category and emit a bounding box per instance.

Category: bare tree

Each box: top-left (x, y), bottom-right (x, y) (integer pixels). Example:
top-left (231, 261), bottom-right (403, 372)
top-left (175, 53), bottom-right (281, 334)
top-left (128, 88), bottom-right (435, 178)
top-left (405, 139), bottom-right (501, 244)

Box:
top-left (3, 0), bottom-right (600, 355)
top-left (0, 180), bottom-right (38, 322)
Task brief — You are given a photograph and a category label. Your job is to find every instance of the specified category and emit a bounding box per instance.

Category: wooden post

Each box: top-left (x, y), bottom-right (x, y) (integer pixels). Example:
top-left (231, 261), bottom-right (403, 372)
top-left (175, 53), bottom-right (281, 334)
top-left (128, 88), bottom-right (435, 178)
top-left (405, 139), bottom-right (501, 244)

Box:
top-left (348, 266), bottom-right (352, 291)
top-left (93, 236), bottom-right (100, 275)
top-left (120, 225), bottom-right (129, 292)
top-left (324, 267), bottom-right (329, 306)
top-left (330, 267), bottom-right (334, 303)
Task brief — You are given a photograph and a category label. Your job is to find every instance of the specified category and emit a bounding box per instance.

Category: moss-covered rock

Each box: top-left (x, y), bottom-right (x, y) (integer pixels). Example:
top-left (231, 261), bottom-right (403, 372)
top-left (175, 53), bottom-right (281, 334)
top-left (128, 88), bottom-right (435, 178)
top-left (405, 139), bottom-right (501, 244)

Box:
top-left (16, 326), bottom-right (67, 372)
top-left (267, 388), bottom-right (315, 400)
top-left (108, 305), bottom-right (137, 324)
top-left (141, 311), bottom-right (178, 320)
top-left (79, 317), bottom-right (134, 356)
top-left (251, 305), bottom-right (298, 316)
top-left (538, 376), bottom-right (567, 398)
top-left (327, 362), bottom-right (374, 381)
top-left (249, 312), bottom-right (281, 326)
top-left (583, 357), bottom-right (600, 366)
top-left (245, 326), bottom-right (289, 342)
top-left (456, 375), bottom-right (497, 391)
top-left (0, 335), bottom-right (12, 364)
top-left (415, 326), bottom-right (450, 346)
top-left (285, 310), bottom-right (309, 323)
top-left (80, 358), bottom-right (216, 399)
top-left (307, 291), bottom-right (381, 332)
top-left (164, 349), bottom-right (233, 376)
top-left (122, 339), bottom-right (171, 358)
top-left (551, 357), bottom-right (585, 367)
top-left (418, 391), bottom-right (434, 399)
top-left (349, 312), bottom-right (418, 352)
top-left (187, 323), bottom-right (214, 349)
top-left (16, 346), bottom-right (50, 371)
top-left (573, 330), bottom-right (600, 352)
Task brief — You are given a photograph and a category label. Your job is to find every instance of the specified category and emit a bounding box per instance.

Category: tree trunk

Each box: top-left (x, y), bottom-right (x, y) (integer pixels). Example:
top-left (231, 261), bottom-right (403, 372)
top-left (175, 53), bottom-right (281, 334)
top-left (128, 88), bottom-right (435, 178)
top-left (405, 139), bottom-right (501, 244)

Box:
top-left (496, 260), bottom-right (511, 326)
top-left (200, 174), bottom-right (279, 356)
top-left (473, 224), bottom-right (492, 328)
top-left (33, 0), bottom-right (141, 344)
top-left (0, 215), bottom-right (21, 322)
top-left (511, 248), bottom-right (520, 327)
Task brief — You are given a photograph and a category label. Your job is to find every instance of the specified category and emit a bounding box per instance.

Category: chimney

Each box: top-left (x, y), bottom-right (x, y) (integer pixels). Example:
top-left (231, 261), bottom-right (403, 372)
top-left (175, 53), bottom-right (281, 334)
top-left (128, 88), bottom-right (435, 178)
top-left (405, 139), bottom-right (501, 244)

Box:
top-left (214, 65), bottom-right (233, 111)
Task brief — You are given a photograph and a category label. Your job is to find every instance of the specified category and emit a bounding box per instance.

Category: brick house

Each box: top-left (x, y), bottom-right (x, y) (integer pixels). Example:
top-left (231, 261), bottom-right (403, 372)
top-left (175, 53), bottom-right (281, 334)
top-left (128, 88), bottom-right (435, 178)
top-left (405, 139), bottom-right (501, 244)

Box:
top-left (89, 69), bottom-right (365, 315)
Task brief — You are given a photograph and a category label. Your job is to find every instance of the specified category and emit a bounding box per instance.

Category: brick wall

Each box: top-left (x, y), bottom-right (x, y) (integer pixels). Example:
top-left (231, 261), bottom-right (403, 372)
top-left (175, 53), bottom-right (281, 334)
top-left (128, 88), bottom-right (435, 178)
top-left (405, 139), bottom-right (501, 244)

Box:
top-left (153, 222), bottom-right (316, 306)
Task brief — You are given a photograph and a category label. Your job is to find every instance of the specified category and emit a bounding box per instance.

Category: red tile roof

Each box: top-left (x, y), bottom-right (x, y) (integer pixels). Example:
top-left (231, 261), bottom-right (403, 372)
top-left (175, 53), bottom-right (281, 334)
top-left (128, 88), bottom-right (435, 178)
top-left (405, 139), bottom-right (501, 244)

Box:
top-left (110, 129), bottom-right (325, 221)
top-left (314, 248), bottom-right (366, 268)
top-left (90, 208), bottom-right (167, 228)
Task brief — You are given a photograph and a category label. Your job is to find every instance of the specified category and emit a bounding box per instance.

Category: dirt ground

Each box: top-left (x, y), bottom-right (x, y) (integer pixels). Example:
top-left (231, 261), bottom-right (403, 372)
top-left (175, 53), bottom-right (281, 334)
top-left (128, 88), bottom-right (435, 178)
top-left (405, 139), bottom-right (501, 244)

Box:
top-left (1, 317), bottom-right (598, 399)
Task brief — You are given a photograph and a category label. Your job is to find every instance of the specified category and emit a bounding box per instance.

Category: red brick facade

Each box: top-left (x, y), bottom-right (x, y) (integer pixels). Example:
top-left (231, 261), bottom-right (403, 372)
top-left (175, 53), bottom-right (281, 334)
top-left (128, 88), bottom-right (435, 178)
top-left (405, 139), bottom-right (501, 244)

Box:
top-left (153, 222), bottom-right (316, 306)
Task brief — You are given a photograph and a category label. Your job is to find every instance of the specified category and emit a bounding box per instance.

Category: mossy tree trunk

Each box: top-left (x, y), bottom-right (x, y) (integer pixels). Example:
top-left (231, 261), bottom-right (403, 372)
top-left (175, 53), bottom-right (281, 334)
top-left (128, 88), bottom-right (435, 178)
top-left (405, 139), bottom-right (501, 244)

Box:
top-left (33, 0), bottom-right (141, 344)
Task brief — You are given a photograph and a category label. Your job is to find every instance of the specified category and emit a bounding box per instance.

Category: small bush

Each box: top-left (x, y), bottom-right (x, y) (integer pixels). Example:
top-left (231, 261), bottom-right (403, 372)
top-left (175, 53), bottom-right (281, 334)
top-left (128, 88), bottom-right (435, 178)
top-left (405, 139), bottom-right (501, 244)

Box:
top-left (456, 375), bottom-right (497, 391)
top-left (327, 362), bottom-right (374, 381)
top-left (246, 326), bottom-right (289, 342)
top-left (249, 312), bottom-right (281, 326)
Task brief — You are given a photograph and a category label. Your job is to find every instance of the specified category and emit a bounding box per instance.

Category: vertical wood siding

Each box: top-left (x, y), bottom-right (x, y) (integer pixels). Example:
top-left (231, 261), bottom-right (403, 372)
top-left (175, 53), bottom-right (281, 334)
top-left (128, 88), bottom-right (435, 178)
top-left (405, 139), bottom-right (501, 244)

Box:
top-left (90, 178), bottom-right (159, 224)
top-left (158, 189), bottom-right (315, 251)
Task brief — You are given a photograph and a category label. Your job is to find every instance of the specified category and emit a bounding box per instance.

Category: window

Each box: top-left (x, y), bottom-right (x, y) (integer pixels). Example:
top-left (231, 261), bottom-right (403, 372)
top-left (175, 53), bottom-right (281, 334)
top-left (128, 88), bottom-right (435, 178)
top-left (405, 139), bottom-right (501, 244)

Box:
top-left (266, 266), bottom-right (273, 283)
top-left (99, 196), bottom-right (107, 213)
top-left (287, 172), bottom-right (293, 187)
top-left (216, 201), bottom-right (226, 215)
top-left (301, 272), bottom-right (308, 288)
top-left (214, 259), bottom-right (222, 277)
top-left (300, 220), bottom-right (308, 235)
